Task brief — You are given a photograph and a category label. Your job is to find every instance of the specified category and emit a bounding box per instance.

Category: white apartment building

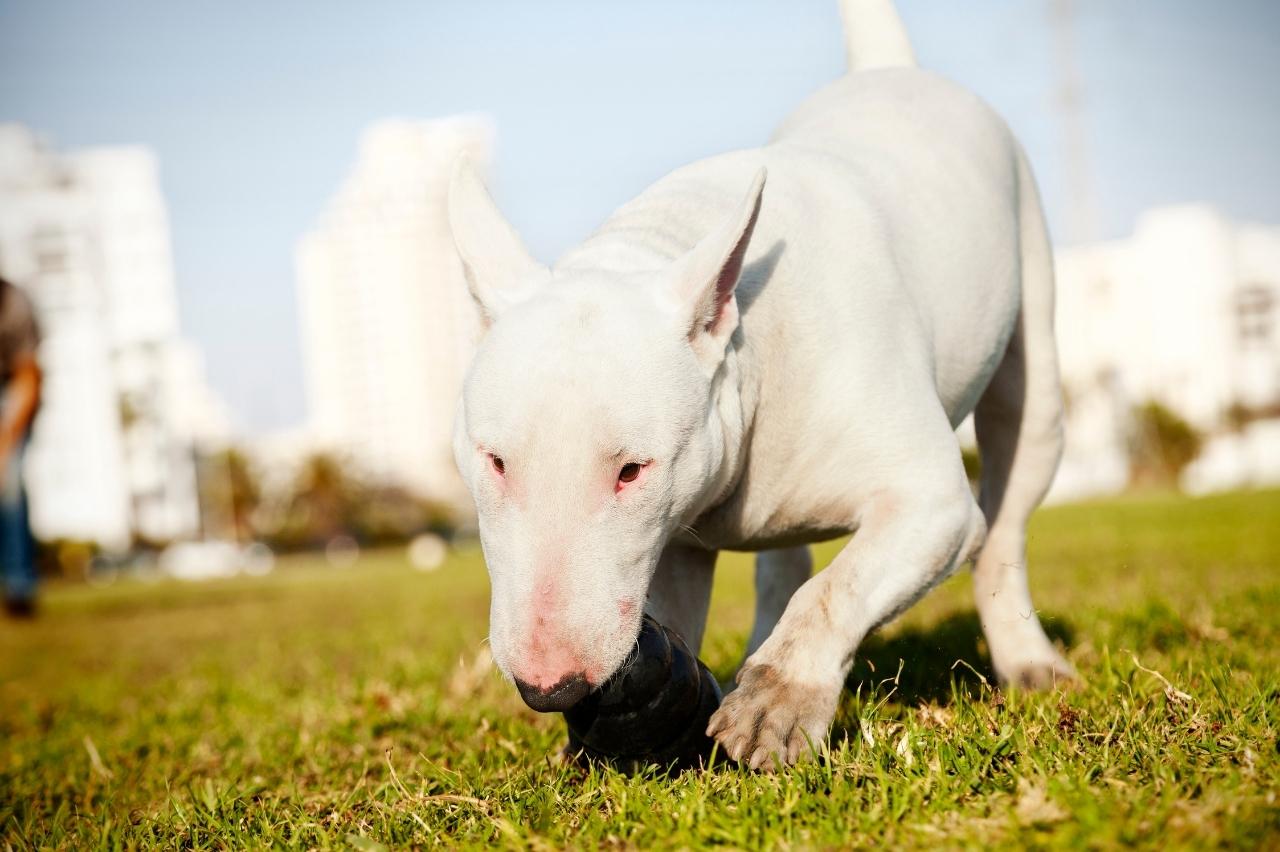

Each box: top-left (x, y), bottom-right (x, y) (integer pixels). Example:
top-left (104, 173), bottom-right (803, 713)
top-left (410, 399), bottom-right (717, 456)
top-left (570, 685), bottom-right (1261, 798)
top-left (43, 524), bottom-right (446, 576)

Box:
top-left (297, 117), bottom-right (491, 506)
top-left (1051, 205), bottom-right (1280, 500)
top-left (0, 125), bottom-right (225, 549)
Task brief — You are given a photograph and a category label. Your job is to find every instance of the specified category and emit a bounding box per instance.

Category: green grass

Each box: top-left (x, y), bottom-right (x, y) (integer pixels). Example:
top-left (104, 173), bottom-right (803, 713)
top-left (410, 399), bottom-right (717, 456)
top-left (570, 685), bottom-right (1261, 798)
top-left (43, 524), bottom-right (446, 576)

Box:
top-left (2, 490), bottom-right (1278, 849)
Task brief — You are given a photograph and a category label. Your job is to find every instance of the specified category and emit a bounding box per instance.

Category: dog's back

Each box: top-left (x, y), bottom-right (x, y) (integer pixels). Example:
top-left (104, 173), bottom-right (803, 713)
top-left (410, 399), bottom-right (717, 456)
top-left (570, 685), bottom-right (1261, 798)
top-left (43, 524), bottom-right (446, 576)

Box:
top-left (564, 24), bottom-right (1030, 436)
top-left (769, 66), bottom-right (1027, 416)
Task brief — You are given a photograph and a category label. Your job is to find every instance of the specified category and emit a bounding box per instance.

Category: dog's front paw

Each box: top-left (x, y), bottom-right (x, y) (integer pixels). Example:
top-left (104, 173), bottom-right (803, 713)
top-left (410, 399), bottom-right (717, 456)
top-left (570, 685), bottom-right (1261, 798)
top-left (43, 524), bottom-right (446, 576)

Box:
top-left (1000, 654), bottom-right (1078, 691)
top-left (705, 664), bottom-right (837, 770)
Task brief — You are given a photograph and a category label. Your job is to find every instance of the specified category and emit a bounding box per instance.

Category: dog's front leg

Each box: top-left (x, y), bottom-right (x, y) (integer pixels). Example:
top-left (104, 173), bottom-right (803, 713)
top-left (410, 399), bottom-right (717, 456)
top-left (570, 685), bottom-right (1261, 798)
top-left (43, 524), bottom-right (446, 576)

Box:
top-left (707, 490), bottom-right (985, 770)
top-left (645, 544), bottom-right (718, 655)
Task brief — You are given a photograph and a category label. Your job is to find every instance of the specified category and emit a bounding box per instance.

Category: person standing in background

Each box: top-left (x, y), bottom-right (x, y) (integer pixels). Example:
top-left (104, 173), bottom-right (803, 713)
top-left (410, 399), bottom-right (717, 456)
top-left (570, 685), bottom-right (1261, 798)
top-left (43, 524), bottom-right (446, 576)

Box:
top-left (0, 276), bottom-right (42, 618)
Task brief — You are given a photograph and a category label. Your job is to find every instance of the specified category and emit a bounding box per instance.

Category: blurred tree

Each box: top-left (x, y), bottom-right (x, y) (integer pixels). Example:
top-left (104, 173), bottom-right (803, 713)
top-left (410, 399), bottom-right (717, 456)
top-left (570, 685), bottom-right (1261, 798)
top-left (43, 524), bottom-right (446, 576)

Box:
top-left (1129, 401), bottom-right (1203, 489)
top-left (354, 485), bottom-right (457, 545)
top-left (197, 448), bottom-right (261, 543)
top-left (1224, 399), bottom-right (1280, 432)
top-left (290, 452), bottom-right (362, 546)
top-left (250, 452), bottom-right (458, 553)
top-left (35, 538), bottom-right (99, 580)
top-left (1225, 401), bottom-right (1251, 433)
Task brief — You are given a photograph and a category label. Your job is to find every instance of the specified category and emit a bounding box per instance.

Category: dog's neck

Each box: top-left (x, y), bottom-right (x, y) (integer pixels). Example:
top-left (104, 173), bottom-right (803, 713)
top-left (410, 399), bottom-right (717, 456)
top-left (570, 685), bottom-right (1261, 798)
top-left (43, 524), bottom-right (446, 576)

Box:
top-left (696, 337), bottom-right (753, 523)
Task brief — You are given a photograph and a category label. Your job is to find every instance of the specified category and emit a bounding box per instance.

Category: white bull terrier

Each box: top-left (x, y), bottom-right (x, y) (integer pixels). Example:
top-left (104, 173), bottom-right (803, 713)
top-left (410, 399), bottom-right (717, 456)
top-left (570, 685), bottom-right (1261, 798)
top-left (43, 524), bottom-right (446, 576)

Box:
top-left (448, 0), bottom-right (1075, 770)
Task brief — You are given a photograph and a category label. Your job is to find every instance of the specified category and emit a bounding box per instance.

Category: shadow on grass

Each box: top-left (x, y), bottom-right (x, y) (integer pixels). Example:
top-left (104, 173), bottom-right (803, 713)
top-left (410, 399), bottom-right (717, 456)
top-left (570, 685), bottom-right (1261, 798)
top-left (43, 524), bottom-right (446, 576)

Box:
top-left (843, 610), bottom-right (1076, 707)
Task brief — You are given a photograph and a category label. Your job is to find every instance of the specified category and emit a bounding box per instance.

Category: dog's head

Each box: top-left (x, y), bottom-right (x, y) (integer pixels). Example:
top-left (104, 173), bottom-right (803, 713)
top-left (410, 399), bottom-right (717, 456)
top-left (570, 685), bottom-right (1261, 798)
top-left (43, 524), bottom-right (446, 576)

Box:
top-left (448, 162), bottom-right (764, 710)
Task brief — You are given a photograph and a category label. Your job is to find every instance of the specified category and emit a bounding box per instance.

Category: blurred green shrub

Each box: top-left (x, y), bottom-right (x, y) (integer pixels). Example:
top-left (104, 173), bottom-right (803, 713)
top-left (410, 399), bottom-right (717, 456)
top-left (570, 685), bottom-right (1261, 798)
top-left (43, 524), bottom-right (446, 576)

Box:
top-left (1129, 400), bottom-right (1203, 488)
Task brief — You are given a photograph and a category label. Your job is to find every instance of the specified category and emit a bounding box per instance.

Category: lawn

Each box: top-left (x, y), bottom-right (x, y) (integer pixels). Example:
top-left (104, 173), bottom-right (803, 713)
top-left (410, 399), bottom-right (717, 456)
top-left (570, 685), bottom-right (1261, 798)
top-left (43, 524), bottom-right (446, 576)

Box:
top-left (2, 490), bottom-right (1278, 849)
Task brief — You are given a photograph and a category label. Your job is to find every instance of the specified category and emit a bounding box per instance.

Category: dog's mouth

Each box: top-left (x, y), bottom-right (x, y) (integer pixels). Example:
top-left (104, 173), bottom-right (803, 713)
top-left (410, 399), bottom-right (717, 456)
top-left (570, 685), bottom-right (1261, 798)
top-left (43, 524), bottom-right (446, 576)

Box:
top-left (514, 673), bottom-right (593, 712)
top-left (510, 616), bottom-right (652, 713)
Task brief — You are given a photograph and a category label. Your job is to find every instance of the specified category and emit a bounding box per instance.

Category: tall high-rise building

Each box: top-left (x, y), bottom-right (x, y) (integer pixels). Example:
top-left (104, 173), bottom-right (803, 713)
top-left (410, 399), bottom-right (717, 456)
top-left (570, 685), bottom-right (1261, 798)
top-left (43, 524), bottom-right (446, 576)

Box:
top-left (0, 124), bottom-right (226, 549)
top-left (296, 117), bottom-right (491, 505)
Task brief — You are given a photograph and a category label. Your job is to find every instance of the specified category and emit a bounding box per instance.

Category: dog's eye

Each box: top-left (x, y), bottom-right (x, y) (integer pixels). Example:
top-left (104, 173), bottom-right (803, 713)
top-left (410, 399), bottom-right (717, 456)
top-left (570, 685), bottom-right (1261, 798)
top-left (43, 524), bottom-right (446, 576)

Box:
top-left (490, 454), bottom-right (505, 475)
top-left (618, 463), bottom-right (641, 484)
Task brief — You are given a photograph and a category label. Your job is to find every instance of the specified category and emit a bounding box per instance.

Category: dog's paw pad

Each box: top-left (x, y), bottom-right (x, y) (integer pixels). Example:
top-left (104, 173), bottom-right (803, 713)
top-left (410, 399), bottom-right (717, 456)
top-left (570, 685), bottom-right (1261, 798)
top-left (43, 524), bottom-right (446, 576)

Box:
top-left (706, 664), bottom-right (835, 771)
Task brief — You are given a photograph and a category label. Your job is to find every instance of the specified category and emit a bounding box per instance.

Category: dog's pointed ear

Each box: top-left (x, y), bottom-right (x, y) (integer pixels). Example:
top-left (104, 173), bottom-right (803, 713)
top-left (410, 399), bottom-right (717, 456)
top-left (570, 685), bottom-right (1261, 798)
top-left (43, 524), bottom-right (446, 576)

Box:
top-left (670, 168), bottom-right (766, 369)
top-left (449, 158), bottom-right (549, 327)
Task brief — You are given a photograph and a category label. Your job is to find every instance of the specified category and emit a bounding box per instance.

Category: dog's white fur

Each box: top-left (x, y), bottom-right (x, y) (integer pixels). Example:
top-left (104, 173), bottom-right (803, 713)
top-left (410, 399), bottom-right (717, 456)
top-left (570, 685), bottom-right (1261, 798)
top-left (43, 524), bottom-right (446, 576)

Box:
top-left (449, 0), bottom-right (1074, 769)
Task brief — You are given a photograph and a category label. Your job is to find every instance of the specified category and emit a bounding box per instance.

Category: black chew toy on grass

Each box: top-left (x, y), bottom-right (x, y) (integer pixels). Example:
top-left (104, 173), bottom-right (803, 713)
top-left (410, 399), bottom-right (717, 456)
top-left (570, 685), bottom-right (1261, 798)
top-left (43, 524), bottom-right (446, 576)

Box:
top-left (563, 614), bottom-right (722, 772)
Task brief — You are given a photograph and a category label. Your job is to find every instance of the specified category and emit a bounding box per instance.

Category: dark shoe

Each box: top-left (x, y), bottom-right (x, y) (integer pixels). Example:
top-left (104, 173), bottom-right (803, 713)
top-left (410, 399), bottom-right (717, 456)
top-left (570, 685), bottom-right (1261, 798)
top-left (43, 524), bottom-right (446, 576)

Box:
top-left (4, 598), bottom-right (36, 618)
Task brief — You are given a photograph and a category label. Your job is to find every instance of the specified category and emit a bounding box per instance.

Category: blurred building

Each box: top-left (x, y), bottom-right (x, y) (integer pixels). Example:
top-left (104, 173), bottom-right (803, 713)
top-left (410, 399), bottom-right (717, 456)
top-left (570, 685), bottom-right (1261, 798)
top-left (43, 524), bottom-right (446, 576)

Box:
top-left (0, 124), bottom-right (227, 550)
top-left (1051, 205), bottom-right (1280, 500)
top-left (296, 117), bottom-right (490, 506)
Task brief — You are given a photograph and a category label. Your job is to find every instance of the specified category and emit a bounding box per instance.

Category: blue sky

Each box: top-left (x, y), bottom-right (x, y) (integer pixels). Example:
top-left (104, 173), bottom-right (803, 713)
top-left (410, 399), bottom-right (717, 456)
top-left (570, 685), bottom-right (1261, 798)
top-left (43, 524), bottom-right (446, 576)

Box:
top-left (2, 1), bottom-right (1278, 433)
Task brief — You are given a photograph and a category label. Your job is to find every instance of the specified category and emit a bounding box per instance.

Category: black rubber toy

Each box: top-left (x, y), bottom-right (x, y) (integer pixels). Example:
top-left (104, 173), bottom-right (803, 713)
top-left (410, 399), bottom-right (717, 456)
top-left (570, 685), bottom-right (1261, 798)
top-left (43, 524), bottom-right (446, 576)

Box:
top-left (562, 613), bottom-right (722, 772)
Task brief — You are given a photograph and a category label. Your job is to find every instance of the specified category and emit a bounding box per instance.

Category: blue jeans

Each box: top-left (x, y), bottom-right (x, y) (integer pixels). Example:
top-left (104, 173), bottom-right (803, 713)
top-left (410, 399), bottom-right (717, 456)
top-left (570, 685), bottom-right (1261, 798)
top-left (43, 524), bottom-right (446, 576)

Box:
top-left (1, 442), bottom-right (36, 603)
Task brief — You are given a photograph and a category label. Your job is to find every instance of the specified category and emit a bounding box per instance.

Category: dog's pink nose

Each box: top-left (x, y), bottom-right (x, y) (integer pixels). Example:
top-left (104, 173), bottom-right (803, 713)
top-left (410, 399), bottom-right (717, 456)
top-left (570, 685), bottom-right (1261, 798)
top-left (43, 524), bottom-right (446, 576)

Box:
top-left (514, 673), bottom-right (591, 712)
top-left (513, 619), bottom-right (595, 710)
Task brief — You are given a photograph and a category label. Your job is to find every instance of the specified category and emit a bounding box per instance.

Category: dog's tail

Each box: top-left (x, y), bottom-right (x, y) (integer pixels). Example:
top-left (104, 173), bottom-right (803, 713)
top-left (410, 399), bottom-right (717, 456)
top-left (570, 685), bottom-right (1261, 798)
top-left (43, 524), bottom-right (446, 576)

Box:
top-left (839, 0), bottom-right (917, 72)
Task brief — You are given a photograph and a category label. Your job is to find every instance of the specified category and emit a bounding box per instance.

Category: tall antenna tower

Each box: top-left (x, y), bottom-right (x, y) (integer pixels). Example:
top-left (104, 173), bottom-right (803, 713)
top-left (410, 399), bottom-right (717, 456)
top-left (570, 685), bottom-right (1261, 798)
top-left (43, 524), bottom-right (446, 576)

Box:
top-left (1051, 0), bottom-right (1098, 245)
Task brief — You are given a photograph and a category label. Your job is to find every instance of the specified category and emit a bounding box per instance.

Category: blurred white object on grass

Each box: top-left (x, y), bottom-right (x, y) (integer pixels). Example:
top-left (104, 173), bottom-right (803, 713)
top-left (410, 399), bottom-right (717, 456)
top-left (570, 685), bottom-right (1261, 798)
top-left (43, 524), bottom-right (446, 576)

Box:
top-left (241, 542), bottom-right (276, 576)
top-left (408, 533), bottom-right (447, 571)
top-left (158, 540), bottom-right (277, 581)
top-left (161, 541), bottom-right (241, 581)
top-left (324, 535), bottom-right (360, 568)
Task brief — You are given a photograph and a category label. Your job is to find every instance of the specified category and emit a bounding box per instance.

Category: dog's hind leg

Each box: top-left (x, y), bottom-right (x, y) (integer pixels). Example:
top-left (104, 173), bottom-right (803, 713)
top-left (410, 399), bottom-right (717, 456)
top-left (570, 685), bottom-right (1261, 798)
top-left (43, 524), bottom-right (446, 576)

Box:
top-left (744, 546), bottom-right (812, 661)
top-left (971, 149), bottom-right (1075, 689)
